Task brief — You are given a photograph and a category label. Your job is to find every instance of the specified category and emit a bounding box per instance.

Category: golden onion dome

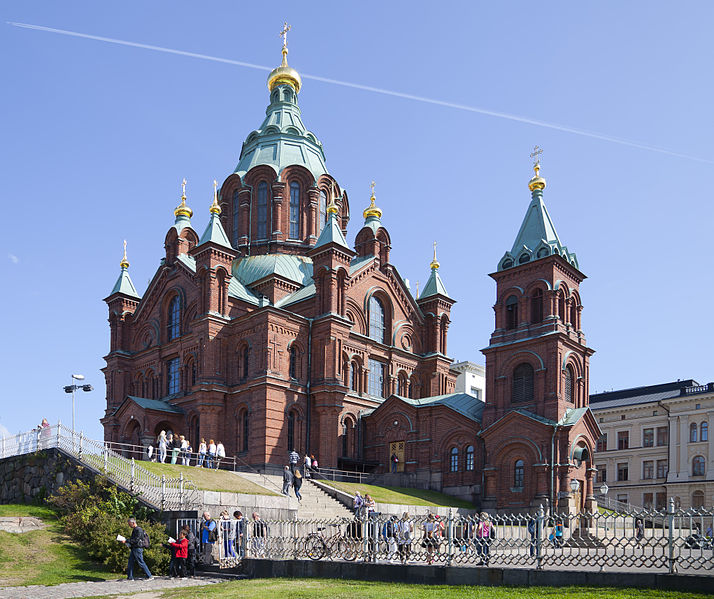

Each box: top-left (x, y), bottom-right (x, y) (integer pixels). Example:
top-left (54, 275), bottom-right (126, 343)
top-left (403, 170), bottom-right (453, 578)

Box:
top-left (174, 178), bottom-right (193, 219)
top-left (363, 181), bottom-right (382, 219)
top-left (528, 162), bottom-right (546, 192)
top-left (326, 198), bottom-right (339, 215)
top-left (430, 241), bottom-right (440, 270)
top-left (267, 46), bottom-right (302, 93)
top-left (119, 240), bottom-right (130, 269)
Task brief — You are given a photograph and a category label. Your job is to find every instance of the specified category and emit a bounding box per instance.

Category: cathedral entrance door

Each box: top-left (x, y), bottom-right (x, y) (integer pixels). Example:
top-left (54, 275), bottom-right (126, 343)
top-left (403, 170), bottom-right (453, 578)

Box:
top-left (389, 441), bottom-right (405, 473)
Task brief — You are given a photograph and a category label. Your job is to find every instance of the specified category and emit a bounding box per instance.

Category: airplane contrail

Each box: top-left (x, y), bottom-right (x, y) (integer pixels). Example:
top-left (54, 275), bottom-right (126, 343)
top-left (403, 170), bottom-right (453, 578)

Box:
top-left (9, 21), bottom-right (713, 165)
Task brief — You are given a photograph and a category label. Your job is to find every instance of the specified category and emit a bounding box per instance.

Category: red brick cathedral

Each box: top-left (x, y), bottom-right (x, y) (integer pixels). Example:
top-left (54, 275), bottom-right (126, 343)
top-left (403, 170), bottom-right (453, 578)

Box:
top-left (102, 40), bottom-right (599, 512)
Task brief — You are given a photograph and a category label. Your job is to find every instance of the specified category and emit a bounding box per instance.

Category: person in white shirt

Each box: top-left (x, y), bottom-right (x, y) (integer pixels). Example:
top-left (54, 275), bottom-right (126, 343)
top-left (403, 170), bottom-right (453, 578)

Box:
top-left (197, 438), bottom-right (207, 468)
top-left (181, 437), bottom-right (190, 466)
top-left (207, 439), bottom-right (217, 469)
top-left (157, 431), bottom-right (167, 463)
top-left (216, 442), bottom-right (226, 469)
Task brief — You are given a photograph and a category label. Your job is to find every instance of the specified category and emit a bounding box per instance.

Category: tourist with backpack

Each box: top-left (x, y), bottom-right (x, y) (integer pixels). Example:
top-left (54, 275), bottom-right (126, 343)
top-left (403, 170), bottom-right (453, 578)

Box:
top-left (201, 511), bottom-right (218, 565)
top-left (121, 517), bottom-right (153, 580)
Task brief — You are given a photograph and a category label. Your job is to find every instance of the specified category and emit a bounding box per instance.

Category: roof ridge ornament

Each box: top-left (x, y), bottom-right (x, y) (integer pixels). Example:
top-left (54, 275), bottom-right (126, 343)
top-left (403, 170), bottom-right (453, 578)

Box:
top-left (528, 145), bottom-right (546, 192)
top-left (120, 239), bottom-right (130, 269)
top-left (267, 22), bottom-right (302, 93)
top-left (430, 241), bottom-right (440, 270)
top-left (174, 177), bottom-right (193, 219)
top-left (210, 179), bottom-right (221, 215)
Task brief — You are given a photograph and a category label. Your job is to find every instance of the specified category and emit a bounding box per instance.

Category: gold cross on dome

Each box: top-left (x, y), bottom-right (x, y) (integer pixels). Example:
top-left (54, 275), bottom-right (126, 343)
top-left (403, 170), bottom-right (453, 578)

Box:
top-left (370, 180), bottom-right (376, 197)
top-left (181, 178), bottom-right (187, 198)
top-left (279, 22), bottom-right (291, 47)
top-left (530, 145), bottom-right (543, 166)
top-left (123, 239), bottom-right (127, 258)
top-left (213, 179), bottom-right (218, 199)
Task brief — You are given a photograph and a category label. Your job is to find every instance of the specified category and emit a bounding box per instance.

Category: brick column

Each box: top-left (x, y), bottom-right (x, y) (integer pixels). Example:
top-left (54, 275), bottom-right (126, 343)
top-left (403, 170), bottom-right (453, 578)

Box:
top-left (272, 182), bottom-right (285, 241)
top-left (239, 189), bottom-right (251, 249)
top-left (307, 188), bottom-right (319, 242)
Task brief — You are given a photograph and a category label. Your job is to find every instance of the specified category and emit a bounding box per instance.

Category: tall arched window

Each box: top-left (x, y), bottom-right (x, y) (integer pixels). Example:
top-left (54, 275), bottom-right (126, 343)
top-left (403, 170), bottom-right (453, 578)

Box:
top-left (558, 293), bottom-right (566, 323)
top-left (701, 422), bottom-right (708, 442)
top-left (350, 361), bottom-right (359, 392)
top-left (690, 422), bottom-right (698, 443)
top-left (341, 422), bottom-right (348, 457)
top-left (318, 190), bottom-right (327, 233)
top-left (449, 447), bottom-right (459, 472)
top-left (692, 490), bottom-right (705, 508)
top-left (530, 289), bottom-right (543, 323)
top-left (287, 412), bottom-right (295, 452)
top-left (167, 296), bottom-right (181, 341)
top-left (289, 182), bottom-right (300, 239)
top-left (512, 363), bottom-right (534, 403)
top-left (465, 445), bottom-right (475, 471)
top-left (570, 303), bottom-right (578, 329)
top-left (564, 365), bottom-right (574, 403)
top-left (514, 459), bottom-right (525, 489)
top-left (242, 346), bottom-right (250, 381)
top-left (242, 411), bottom-right (249, 453)
top-left (369, 296), bottom-right (386, 343)
top-left (257, 181), bottom-right (268, 240)
top-left (505, 295), bottom-right (519, 330)
top-left (232, 189), bottom-right (240, 247)
top-left (692, 455), bottom-right (705, 476)
top-left (167, 357), bottom-right (180, 395)
top-left (289, 345), bottom-right (298, 380)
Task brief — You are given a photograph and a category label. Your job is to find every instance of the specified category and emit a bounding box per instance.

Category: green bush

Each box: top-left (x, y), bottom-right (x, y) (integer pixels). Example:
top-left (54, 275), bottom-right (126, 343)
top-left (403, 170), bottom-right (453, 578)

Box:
top-left (47, 477), bottom-right (170, 574)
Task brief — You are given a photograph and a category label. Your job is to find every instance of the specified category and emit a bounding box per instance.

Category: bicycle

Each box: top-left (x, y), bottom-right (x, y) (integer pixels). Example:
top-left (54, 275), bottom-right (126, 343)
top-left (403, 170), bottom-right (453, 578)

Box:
top-left (304, 522), bottom-right (359, 561)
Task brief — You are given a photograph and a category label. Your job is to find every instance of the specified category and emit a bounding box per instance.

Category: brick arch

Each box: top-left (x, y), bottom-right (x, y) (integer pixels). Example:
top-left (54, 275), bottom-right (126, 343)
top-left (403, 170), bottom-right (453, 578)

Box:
top-left (494, 440), bottom-right (539, 501)
top-left (364, 287), bottom-right (393, 343)
top-left (569, 434), bottom-right (594, 466)
top-left (488, 434), bottom-right (543, 464)
top-left (496, 350), bottom-right (546, 378)
top-left (497, 285), bottom-right (525, 305)
top-left (525, 279), bottom-right (553, 294)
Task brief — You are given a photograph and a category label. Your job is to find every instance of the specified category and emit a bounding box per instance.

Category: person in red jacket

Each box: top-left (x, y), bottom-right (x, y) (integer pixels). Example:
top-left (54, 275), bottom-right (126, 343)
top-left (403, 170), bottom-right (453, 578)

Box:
top-left (168, 531), bottom-right (189, 578)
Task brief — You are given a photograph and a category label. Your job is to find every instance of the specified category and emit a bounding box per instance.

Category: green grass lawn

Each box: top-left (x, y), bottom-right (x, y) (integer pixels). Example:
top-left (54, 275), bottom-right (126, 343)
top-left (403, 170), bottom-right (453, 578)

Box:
top-left (0, 504), bottom-right (122, 586)
top-left (152, 579), bottom-right (711, 599)
top-left (320, 481), bottom-right (475, 509)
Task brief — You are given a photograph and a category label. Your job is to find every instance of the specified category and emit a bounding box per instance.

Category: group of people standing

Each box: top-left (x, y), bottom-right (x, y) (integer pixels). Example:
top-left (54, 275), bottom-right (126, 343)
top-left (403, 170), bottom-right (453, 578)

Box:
top-left (154, 431), bottom-right (226, 468)
top-left (282, 449), bottom-right (319, 500)
top-left (199, 510), bottom-right (267, 563)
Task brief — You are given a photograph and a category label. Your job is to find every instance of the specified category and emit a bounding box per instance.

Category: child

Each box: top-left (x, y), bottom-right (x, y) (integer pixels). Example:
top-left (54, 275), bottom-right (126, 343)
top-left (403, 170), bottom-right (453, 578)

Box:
top-left (168, 531), bottom-right (188, 578)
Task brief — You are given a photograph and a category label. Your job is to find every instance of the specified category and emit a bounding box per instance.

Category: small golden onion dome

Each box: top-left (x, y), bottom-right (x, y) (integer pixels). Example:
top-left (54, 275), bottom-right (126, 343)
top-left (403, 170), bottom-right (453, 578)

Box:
top-left (528, 162), bottom-right (546, 192)
top-left (430, 241), bottom-right (440, 270)
top-left (174, 180), bottom-right (193, 219)
top-left (326, 199), bottom-right (339, 215)
top-left (267, 46), bottom-right (302, 93)
top-left (363, 185), bottom-right (382, 219)
top-left (210, 179), bottom-right (222, 215)
top-left (120, 240), bottom-right (130, 269)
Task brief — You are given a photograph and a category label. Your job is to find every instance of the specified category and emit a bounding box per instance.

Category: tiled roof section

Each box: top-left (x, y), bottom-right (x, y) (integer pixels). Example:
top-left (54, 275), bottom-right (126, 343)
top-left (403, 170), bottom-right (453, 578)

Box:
top-left (127, 396), bottom-right (184, 414)
top-left (559, 407), bottom-right (588, 426)
top-left (349, 255), bottom-right (374, 274)
top-left (313, 211), bottom-right (350, 250)
top-left (177, 253), bottom-right (196, 272)
top-left (589, 379), bottom-right (698, 410)
top-left (109, 269), bottom-right (140, 299)
top-left (512, 408), bottom-right (556, 426)
top-left (275, 281), bottom-right (316, 308)
top-left (396, 392), bottom-right (485, 423)
top-left (233, 254), bottom-right (313, 287)
top-left (198, 212), bottom-right (233, 249)
top-left (228, 276), bottom-right (260, 305)
top-left (420, 267), bottom-right (450, 299)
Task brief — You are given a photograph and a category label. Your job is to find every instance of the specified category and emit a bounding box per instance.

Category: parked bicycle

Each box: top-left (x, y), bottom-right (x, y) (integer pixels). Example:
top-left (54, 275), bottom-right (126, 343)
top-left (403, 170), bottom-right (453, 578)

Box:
top-left (305, 522), bottom-right (359, 561)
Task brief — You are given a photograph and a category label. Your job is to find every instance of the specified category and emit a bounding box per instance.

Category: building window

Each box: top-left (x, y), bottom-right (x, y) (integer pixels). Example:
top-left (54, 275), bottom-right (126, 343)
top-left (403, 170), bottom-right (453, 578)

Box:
top-left (656, 492), bottom-right (667, 510)
top-left (369, 296), bottom-right (386, 343)
top-left (449, 447), bottom-right (458, 472)
top-left (530, 289), bottom-right (543, 323)
top-left (617, 431), bottom-right (629, 450)
top-left (692, 490), bottom-right (705, 508)
top-left (702, 421), bottom-right (709, 442)
top-left (242, 347), bottom-right (250, 381)
top-left (505, 295), bottom-right (519, 330)
top-left (397, 373), bottom-right (407, 396)
top-left (617, 494), bottom-right (628, 504)
top-left (513, 459), bottom-right (525, 489)
top-left (289, 345), bottom-right (298, 380)
top-left (692, 455), bottom-right (705, 476)
top-left (287, 412), bottom-right (295, 452)
top-left (643, 493), bottom-right (654, 510)
top-left (232, 189), bottom-right (240, 247)
top-left (642, 460), bottom-right (654, 480)
top-left (242, 412), bottom-right (249, 452)
top-left (289, 182), bottom-right (300, 239)
top-left (656, 426), bottom-right (668, 446)
top-left (564, 365), bottom-right (574, 403)
top-left (512, 363), bottom-right (534, 403)
top-left (643, 428), bottom-right (654, 448)
top-left (257, 181), bottom-right (268, 240)
top-left (167, 357), bottom-right (180, 395)
top-left (368, 359), bottom-right (385, 398)
top-left (596, 434), bottom-right (607, 452)
top-left (167, 296), bottom-right (180, 341)
top-left (690, 422), bottom-right (698, 443)
top-left (470, 386), bottom-right (481, 399)
top-left (617, 463), bottom-right (629, 482)
top-left (656, 459), bottom-right (668, 479)
top-left (318, 190), bottom-right (327, 233)
top-left (350, 361), bottom-right (359, 392)
top-left (465, 445), bottom-right (474, 471)
top-left (596, 464), bottom-right (607, 483)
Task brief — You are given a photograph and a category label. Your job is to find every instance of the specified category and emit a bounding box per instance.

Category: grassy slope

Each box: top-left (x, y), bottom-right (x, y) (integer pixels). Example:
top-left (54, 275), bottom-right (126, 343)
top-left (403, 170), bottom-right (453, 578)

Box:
top-left (0, 504), bottom-right (121, 586)
top-left (155, 578), bottom-right (712, 599)
top-left (320, 481), bottom-right (475, 509)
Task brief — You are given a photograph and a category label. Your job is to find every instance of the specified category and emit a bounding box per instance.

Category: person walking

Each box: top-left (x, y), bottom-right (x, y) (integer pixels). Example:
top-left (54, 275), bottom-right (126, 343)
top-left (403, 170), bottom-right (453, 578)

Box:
top-left (292, 468), bottom-right (304, 501)
top-left (220, 510), bottom-right (237, 558)
top-left (121, 517), bottom-right (153, 580)
top-left (168, 531), bottom-right (188, 578)
top-left (353, 491), bottom-right (363, 517)
top-left (635, 518), bottom-right (644, 542)
top-left (158, 431), bottom-right (167, 464)
top-left (282, 465), bottom-right (293, 496)
top-left (201, 511), bottom-right (217, 565)
top-left (382, 515), bottom-right (399, 561)
top-left (182, 524), bottom-right (198, 577)
top-left (289, 448), bottom-right (300, 474)
top-left (527, 516), bottom-right (539, 558)
top-left (476, 513), bottom-right (494, 565)
top-left (170, 434), bottom-right (181, 464)
top-left (180, 436), bottom-right (190, 466)
top-left (215, 441), bottom-right (226, 469)
top-left (396, 512), bottom-right (413, 564)
top-left (197, 438), bottom-right (207, 468)
top-left (303, 453), bottom-right (312, 478)
top-left (364, 494), bottom-right (376, 515)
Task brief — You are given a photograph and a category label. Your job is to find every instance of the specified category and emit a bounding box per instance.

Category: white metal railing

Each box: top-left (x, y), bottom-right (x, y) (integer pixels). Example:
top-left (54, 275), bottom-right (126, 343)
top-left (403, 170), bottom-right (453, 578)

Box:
top-left (0, 423), bottom-right (199, 511)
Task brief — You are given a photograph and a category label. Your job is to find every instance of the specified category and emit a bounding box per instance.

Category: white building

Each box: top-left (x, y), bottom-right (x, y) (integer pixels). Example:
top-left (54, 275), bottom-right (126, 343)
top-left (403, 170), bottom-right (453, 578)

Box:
top-left (450, 361), bottom-right (485, 401)
top-left (590, 379), bottom-right (713, 510)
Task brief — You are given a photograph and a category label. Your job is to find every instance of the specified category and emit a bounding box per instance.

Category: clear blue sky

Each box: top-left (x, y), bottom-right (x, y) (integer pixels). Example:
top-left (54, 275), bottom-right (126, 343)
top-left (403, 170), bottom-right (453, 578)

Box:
top-left (1, 2), bottom-right (713, 440)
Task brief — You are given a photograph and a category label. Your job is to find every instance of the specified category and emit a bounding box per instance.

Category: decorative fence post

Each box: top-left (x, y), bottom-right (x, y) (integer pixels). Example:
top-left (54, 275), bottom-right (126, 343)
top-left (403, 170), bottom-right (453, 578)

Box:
top-left (536, 504), bottom-right (544, 570)
top-left (362, 510), bottom-right (369, 562)
top-left (161, 474), bottom-right (166, 511)
top-left (667, 497), bottom-right (676, 574)
top-left (78, 432), bottom-right (83, 461)
top-left (104, 446), bottom-right (108, 473)
top-left (130, 458), bottom-right (135, 494)
top-left (447, 509), bottom-right (454, 566)
top-left (292, 520), bottom-right (299, 560)
top-left (56, 420), bottom-right (61, 448)
top-left (179, 473), bottom-right (185, 510)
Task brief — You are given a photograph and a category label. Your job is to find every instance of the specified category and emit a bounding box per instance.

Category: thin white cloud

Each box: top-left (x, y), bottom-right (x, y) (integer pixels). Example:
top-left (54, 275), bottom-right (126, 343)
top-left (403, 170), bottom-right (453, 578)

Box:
top-left (8, 253), bottom-right (19, 264)
top-left (8, 21), bottom-right (714, 165)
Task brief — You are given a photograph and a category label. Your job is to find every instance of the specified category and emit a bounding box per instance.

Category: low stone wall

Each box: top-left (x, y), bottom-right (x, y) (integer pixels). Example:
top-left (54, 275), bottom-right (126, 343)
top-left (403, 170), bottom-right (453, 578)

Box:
top-left (236, 559), bottom-right (713, 593)
top-left (199, 490), bottom-right (297, 520)
top-left (0, 449), bottom-right (95, 504)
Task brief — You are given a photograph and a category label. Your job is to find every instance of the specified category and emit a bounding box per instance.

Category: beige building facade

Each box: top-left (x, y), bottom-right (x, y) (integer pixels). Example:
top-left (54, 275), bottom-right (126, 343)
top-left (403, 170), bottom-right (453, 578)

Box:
top-left (591, 380), bottom-right (713, 510)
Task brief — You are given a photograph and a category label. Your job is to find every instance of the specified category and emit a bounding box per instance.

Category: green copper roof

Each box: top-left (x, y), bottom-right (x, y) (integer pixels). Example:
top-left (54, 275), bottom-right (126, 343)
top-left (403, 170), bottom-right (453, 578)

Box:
top-left (275, 281), bottom-right (316, 308)
top-left (173, 213), bottom-right (192, 234)
top-left (228, 276), bottom-right (260, 305)
top-left (395, 392), bottom-right (484, 423)
top-left (362, 214), bottom-right (383, 235)
top-left (498, 187), bottom-right (578, 271)
top-left (233, 254), bottom-right (313, 287)
top-left (198, 212), bottom-right (233, 249)
top-left (127, 396), bottom-right (184, 414)
top-left (235, 85), bottom-right (327, 180)
top-left (313, 210), bottom-right (350, 250)
top-left (420, 266), bottom-right (451, 300)
top-left (110, 267), bottom-right (141, 299)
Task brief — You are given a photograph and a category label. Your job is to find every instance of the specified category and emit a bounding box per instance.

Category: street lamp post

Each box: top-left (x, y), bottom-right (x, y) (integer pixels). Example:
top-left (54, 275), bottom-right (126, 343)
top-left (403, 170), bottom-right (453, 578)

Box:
top-left (63, 374), bottom-right (93, 433)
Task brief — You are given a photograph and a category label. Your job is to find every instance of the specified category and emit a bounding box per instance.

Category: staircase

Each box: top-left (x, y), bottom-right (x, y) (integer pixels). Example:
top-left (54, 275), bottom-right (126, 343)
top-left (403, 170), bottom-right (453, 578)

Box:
top-left (233, 472), bottom-right (352, 520)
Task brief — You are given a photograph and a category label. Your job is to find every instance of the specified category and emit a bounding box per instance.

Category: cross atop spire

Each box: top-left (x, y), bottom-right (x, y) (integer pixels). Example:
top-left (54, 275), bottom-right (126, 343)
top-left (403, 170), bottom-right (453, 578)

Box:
top-left (530, 145), bottom-right (543, 178)
top-left (175, 177), bottom-right (193, 219)
top-left (430, 241), bottom-right (440, 270)
top-left (370, 180), bottom-right (376, 197)
top-left (181, 177), bottom-right (187, 200)
top-left (120, 239), bottom-right (129, 269)
top-left (210, 179), bottom-right (221, 214)
top-left (279, 21), bottom-right (291, 48)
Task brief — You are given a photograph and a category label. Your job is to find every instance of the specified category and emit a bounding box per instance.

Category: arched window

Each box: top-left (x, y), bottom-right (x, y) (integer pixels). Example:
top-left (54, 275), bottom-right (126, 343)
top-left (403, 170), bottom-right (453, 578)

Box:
top-left (289, 345), bottom-right (298, 380)
top-left (564, 365), bottom-right (574, 403)
top-left (242, 412), bottom-right (249, 453)
top-left (558, 293), bottom-right (566, 323)
top-left (242, 346), bottom-right (250, 381)
top-left (690, 422), bottom-right (698, 443)
top-left (232, 189), bottom-right (240, 247)
top-left (449, 447), bottom-right (459, 472)
top-left (692, 490), bottom-right (705, 508)
top-left (167, 296), bottom-right (181, 341)
top-left (570, 303), bottom-right (578, 329)
top-left (167, 357), bottom-right (180, 395)
top-left (505, 295), bottom-right (519, 330)
top-left (318, 190), bottom-right (327, 233)
top-left (512, 363), bottom-right (534, 403)
top-left (350, 361), bottom-right (359, 392)
top-left (289, 182), bottom-right (300, 239)
top-left (701, 422), bottom-right (708, 442)
top-left (369, 296), bottom-right (386, 343)
top-left (692, 455), bottom-right (705, 476)
top-left (257, 181), bottom-right (268, 240)
top-left (287, 412), bottom-right (295, 452)
top-left (397, 372), bottom-right (408, 396)
top-left (514, 459), bottom-right (525, 489)
top-left (465, 445), bottom-right (475, 471)
top-left (530, 289), bottom-right (543, 324)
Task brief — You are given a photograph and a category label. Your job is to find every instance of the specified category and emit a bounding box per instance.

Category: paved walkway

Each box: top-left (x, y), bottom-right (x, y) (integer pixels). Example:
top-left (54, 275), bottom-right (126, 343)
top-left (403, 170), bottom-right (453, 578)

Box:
top-left (0, 575), bottom-right (224, 599)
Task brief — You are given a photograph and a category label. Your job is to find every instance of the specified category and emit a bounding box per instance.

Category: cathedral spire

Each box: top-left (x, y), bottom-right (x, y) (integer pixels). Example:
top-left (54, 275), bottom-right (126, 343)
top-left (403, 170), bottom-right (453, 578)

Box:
top-left (267, 22), bottom-right (302, 93)
top-left (363, 181), bottom-right (383, 221)
top-left (314, 198), bottom-right (350, 250)
top-left (109, 240), bottom-right (140, 298)
top-left (174, 178), bottom-right (193, 223)
top-left (198, 180), bottom-right (232, 249)
top-left (420, 241), bottom-right (451, 300)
